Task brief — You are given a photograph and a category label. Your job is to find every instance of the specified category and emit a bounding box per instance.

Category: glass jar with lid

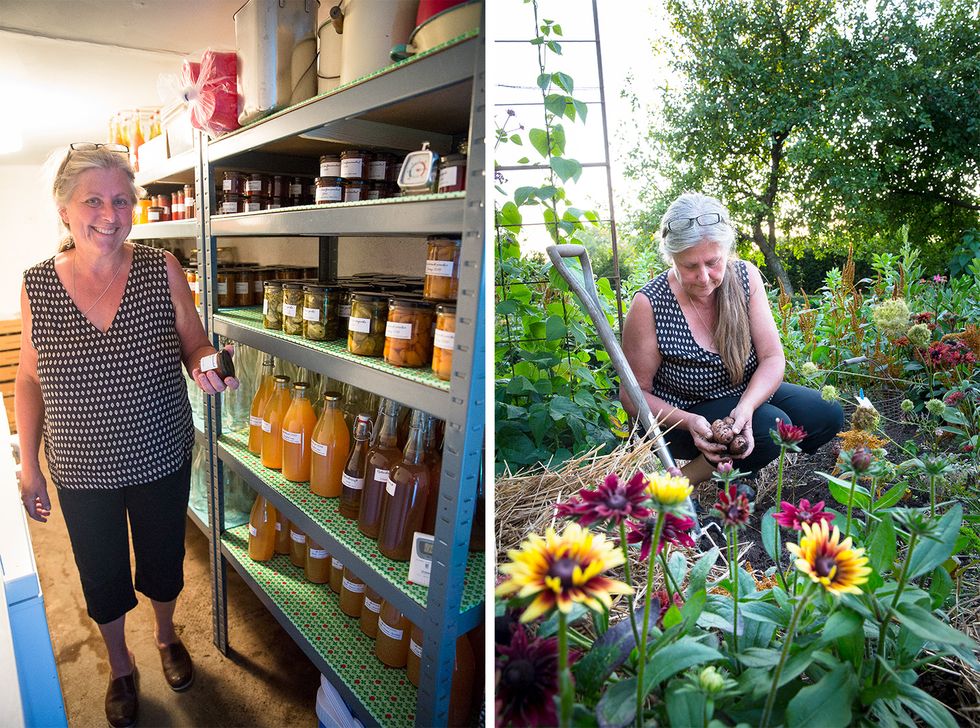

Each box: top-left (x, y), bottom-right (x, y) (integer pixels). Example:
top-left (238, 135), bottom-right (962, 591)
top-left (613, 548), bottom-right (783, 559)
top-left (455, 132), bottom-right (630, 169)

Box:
top-left (220, 194), bottom-right (244, 215)
top-left (281, 283), bottom-right (305, 335)
top-left (347, 292), bottom-right (388, 357)
top-left (183, 184), bottom-right (195, 219)
top-left (244, 173), bottom-right (270, 197)
top-left (263, 280), bottom-right (284, 330)
top-left (431, 304), bottom-right (455, 381)
top-left (367, 153), bottom-right (396, 183)
top-left (383, 297), bottom-right (435, 368)
top-left (303, 284), bottom-right (342, 341)
top-left (216, 268), bottom-right (236, 308)
top-left (437, 153), bottom-right (467, 193)
top-left (338, 289), bottom-right (352, 334)
top-left (243, 196), bottom-right (266, 213)
top-left (315, 177), bottom-right (343, 204)
top-left (340, 149), bottom-right (369, 180)
top-left (423, 237), bottom-right (461, 301)
top-left (234, 268), bottom-right (255, 307)
top-left (319, 154), bottom-right (341, 177)
top-left (343, 180), bottom-right (368, 202)
top-left (222, 170), bottom-right (246, 195)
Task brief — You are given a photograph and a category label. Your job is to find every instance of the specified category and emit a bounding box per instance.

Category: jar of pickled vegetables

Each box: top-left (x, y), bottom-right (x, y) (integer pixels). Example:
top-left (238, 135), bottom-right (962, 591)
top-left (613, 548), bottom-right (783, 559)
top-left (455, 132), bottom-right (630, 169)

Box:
top-left (383, 297), bottom-right (435, 368)
top-left (281, 283), bottom-right (305, 335)
top-left (432, 304), bottom-right (455, 381)
top-left (263, 280), bottom-right (284, 330)
top-left (303, 284), bottom-right (342, 341)
top-left (347, 292), bottom-right (388, 357)
top-left (422, 237), bottom-right (460, 301)
top-left (338, 289), bottom-right (352, 334)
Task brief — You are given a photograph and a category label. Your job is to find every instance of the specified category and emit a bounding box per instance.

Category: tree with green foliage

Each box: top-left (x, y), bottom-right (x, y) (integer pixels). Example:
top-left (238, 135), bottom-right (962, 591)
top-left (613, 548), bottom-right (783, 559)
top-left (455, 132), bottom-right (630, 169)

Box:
top-left (629, 0), bottom-right (980, 294)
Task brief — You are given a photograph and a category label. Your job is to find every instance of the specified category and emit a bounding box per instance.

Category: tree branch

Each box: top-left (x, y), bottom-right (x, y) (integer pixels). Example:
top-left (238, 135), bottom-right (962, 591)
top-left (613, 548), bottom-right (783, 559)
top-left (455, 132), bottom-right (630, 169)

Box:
top-left (888, 187), bottom-right (980, 212)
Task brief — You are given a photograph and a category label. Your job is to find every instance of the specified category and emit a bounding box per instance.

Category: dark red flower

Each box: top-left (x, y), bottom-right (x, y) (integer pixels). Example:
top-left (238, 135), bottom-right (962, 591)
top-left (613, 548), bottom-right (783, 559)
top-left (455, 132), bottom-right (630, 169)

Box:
top-left (555, 472), bottom-right (651, 527)
top-left (773, 499), bottom-right (834, 531)
top-left (495, 624), bottom-right (560, 727)
top-left (627, 513), bottom-right (695, 560)
top-left (849, 446), bottom-right (873, 473)
top-left (912, 312), bottom-right (934, 324)
top-left (771, 418), bottom-right (807, 449)
top-left (944, 391), bottom-right (966, 406)
top-left (712, 485), bottom-right (753, 527)
top-left (653, 589), bottom-right (685, 628)
top-left (964, 444), bottom-right (975, 453)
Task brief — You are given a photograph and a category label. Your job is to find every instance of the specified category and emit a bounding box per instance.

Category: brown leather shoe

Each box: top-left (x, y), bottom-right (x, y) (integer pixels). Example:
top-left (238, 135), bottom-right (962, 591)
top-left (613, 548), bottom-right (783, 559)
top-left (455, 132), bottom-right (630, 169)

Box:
top-left (105, 666), bottom-right (138, 728)
top-left (158, 639), bottom-right (194, 691)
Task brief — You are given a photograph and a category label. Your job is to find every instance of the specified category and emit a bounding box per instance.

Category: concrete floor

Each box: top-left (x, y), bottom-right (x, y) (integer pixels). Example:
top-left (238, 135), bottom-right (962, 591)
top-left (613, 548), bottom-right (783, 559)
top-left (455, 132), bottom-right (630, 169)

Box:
top-left (26, 470), bottom-right (323, 727)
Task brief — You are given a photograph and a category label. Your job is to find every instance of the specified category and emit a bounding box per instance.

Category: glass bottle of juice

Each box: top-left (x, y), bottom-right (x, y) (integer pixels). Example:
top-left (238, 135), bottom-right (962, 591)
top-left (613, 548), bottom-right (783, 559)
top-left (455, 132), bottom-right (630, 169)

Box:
top-left (422, 415), bottom-right (443, 535)
top-left (309, 392), bottom-right (349, 498)
top-left (281, 382), bottom-right (317, 482)
top-left (289, 524), bottom-right (307, 568)
top-left (260, 375), bottom-right (291, 470)
top-left (407, 622), bottom-right (423, 686)
top-left (305, 537), bottom-right (330, 583)
top-left (357, 399), bottom-right (402, 538)
top-left (247, 495), bottom-right (277, 561)
top-left (328, 554), bottom-right (345, 594)
top-left (339, 567), bottom-right (365, 617)
top-left (339, 414), bottom-right (372, 519)
top-left (274, 512), bottom-right (291, 554)
top-left (248, 356), bottom-right (276, 454)
top-left (375, 601), bottom-right (410, 667)
top-left (359, 586), bottom-right (382, 638)
top-left (378, 410), bottom-right (431, 561)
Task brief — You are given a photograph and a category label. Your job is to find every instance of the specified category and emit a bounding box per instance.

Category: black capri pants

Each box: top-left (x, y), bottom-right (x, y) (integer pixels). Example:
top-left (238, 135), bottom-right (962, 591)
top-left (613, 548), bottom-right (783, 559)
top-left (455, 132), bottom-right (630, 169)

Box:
top-left (56, 458), bottom-right (192, 625)
top-left (663, 382), bottom-right (844, 478)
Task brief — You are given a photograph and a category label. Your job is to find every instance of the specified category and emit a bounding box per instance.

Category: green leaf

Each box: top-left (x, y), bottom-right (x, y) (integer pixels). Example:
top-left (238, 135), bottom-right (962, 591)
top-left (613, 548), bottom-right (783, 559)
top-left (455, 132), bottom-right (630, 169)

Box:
top-left (894, 681), bottom-right (958, 728)
top-left (907, 504), bottom-right (962, 579)
top-left (867, 513), bottom-right (897, 574)
top-left (785, 662), bottom-right (856, 727)
top-left (666, 682), bottom-right (708, 727)
top-left (662, 604), bottom-right (683, 629)
top-left (572, 98), bottom-right (589, 121)
top-left (514, 186), bottom-right (538, 206)
top-left (528, 127), bottom-right (549, 158)
top-left (640, 637), bottom-right (724, 695)
top-left (596, 677), bottom-right (636, 728)
top-left (496, 298), bottom-right (518, 316)
top-left (544, 93), bottom-right (568, 118)
top-left (508, 134), bottom-right (523, 145)
top-left (687, 546), bottom-right (720, 597)
top-left (497, 201), bottom-right (522, 231)
top-left (893, 602), bottom-right (976, 647)
top-left (668, 551), bottom-right (688, 587)
top-left (550, 156), bottom-right (583, 183)
top-left (761, 505), bottom-right (779, 561)
top-left (818, 608), bottom-right (863, 645)
top-left (545, 315), bottom-right (567, 341)
top-left (536, 72), bottom-right (551, 91)
top-left (820, 471), bottom-right (871, 510)
top-left (537, 602), bottom-right (589, 636)
top-left (929, 565), bottom-right (954, 608)
top-left (873, 481), bottom-right (909, 511)
top-left (739, 647), bottom-right (781, 668)
top-left (739, 601), bottom-right (787, 627)
top-left (552, 71), bottom-right (574, 94)
top-left (680, 588), bottom-right (707, 628)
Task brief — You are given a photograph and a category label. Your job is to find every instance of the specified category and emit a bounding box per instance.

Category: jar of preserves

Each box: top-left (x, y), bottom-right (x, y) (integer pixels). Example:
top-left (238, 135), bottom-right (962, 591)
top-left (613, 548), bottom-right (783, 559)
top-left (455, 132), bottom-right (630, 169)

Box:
top-left (216, 268), bottom-right (236, 308)
top-left (437, 153), bottom-right (467, 193)
top-left (277, 267), bottom-right (303, 280)
top-left (339, 567), bottom-right (365, 617)
top-left (222, 170), bottom-right (246, 195)
top-left (264, 198), bottom-right (282, 210)
top-left (147, 205), bottom-right (164, 222)
top-left (281, 283), bottom-right (305, 336)
top-left (359, 586), bottom-right (382, 638)
top-left (183, 184), bottom-right (196, 219)
top-left (235, 268), bottom-right (255, 307)
top-left (338, 289), bottom-right (352, 334)
top-left (243, 196), bottom-right (265, 213)
top-left (347, 292), bottom-right (388, 357)
top-left (314, 176), bottom-right (343, 204)
top-left (263, 280), bottom-right (284, 330)
top-left (244, 173), bottom-right (269, 197)
top-left (432, 304), bottom-right (455, 381)
top-left (302, 284), bottom-right (341, 341)
top-left (287, 176), bottom-right (304, 202)
top-left (368, 153), bottom-right (396, 182)
top-left (319, 153), bottom-right (341, 177)
top-left (136, 197), bottom-right (151, 225)
top-left (423, 237), bottom-right (461, 301)
top-left (365, 183), bottom-right (385, 201)
top-left (155, 194), bottom-right (171, 220)
top-left (383, 298), bottom-right (435, 368)
top-left (340, 149), bottom-right (369, 180)
top-left (220, 194), bottom-right (244, 214)
top-left (253, 267), bottom-right (272, 304)
top-left (270, 175), bottom-right (286, 199)
top-left (343, 180), bottom-right (368, 202)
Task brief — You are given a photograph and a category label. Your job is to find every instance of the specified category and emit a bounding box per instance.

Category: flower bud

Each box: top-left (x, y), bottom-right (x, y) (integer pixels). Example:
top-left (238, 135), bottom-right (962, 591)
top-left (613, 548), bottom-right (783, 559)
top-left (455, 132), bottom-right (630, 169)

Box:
top-left (821, 385), bottom-right (839, 402)
top-left (900, 399), bottom-right (914, 413)
top-left (851, 447), bottom-right (872, 473)
top-left (699, 666), bottom-right (725, 694)
top-left (925, 398), bottom-right (945, 417)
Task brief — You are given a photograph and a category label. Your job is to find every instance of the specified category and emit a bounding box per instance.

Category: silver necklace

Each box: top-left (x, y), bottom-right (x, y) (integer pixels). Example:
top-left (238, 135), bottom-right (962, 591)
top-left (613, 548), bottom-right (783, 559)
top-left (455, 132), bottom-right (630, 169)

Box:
top-left (685, 287), bottom-right (715, 334)
top-left (73, 249), bottom-right (125, 318)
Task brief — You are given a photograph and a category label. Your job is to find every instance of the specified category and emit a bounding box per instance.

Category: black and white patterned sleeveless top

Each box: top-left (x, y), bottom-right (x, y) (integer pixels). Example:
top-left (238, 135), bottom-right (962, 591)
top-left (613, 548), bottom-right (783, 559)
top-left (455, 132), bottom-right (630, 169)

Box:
top-left (637, 260), bottom-right (758, 409)
top-left (24, 244), bottom-right (194, 489)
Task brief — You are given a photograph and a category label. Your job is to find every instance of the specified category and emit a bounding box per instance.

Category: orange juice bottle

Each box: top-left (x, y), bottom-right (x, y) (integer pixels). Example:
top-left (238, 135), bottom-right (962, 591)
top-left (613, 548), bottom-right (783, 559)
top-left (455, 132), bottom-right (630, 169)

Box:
top-left (357, 399), bottom-right (402, 538)
top-left (260, 375), bottom-right (291, 470)
top-left (310, 392), bottom-right (350, 497)
top-left (376, 602), bottom-right (410, 668)
top-left (248, 357), bottom-right (276, 454)
top-left (274, 512), bottom-right (291, 554)
top-left (378, 410), bottom-right (431, 561)
top-left (305, 538), bottom-right (330, 583)
top-left (282, 382), bottom-right (317, 482)
top-left (247, 495), bottom-right (277, 561)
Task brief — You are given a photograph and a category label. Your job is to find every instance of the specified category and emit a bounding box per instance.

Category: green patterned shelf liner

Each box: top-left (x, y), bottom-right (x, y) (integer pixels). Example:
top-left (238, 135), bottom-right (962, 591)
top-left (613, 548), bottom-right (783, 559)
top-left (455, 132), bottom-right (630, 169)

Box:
top-left (219, 427), bottom-right (485, 613)
top-left (222, 526), bottom-right (417, 727)
top-left (213, 191), bottom-right (465, 217)
top-left (213, 307), bottom-right (452, 393)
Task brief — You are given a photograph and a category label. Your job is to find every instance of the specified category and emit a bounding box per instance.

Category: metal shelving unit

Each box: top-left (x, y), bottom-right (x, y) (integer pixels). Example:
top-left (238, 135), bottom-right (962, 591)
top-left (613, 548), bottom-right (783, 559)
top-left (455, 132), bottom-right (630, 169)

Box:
top-left (128, 219), bottom-right (198, 240)
top-left (192, 33), bottom-right (483, 728)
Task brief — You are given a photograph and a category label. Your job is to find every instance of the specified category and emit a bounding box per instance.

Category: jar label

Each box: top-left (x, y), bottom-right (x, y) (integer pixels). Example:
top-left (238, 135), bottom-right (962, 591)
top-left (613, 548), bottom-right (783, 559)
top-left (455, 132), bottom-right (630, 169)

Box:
top-left (315, 186), bottom-right (342, 203)
top-left (246, 179), bottom-right (264, 192)
top-left (386, 478), bottom-right (397, 496)
top-left (303, 307), bottom-right (320, 322)
top-left (221, 201), bottom-right (238, 213)
top-left (348, 316), bottom-right (371, 333)
top-left (254, 280), bottom-right (264, 293)
top-left (342, 472), bottom-right (364, 490)
top-left (320, 161), bottom-right (341, 176)
top-left (344, 188), bottom-right (364, 202)
top-left (368, 160), bottom-right (387, 180)
top-left (385, 321), bottom-right (413, 339)
top-left (290, 530), bottom-right (306, 543)
top-left (235, 282), bottom-right (250, 295)
top-left (148, 210), bottom-right (161, 222)
top-left (366, 189), bottom-right (382, 200)
top-left (364, 596), bottom-right (381, 613)
top-left (372, 468), bottom-right (390, 483)
top-left (173, 202), bottom-right (185, 214)
top-left (250, 415), bottom-right (263, 427)
top-left (244, 201), bottom-right (262, 212)
top-left (193, 281), bottom-right (200, 294)
top-left (438, 165), bottom-right (458, 189)
top-left (378, 619), bottom-right (403, 641)
top-left (248, 525), bottom-right (257, 536)
top-left (409, 639), bottom-right (423, 658)
top-left (434, 328), bottom-right (455, 350)
top-left (342, 577), bottom-right (365, 593)
top-left (331, 559), bottom-right (344, 570)
top-left (289, 183), bottom-right (303, 196)
top-left (261, 420), bottom-right (272, 433)
top-left (222, 179), bottom-right (233, 191)
top-left (217, 281), bottom-right (228, 295)
top-left (311, 440), bottom-right (328, 456)
top-left (263, 299), bottom-right (269, 314)
top-left (340, 158), bottom-right (363, 178)
top-left (340, 304), bottom-right (352, 318)
top-left (282, 429), bottom-right (303, 445)
top-left (275, 521), bottom-right (282, 531)
top-left (185, 195), bottom-right (195, 208)
top-left (309, 548), bottom-right (329, 559)
top-left (282, 303), bottom-right (298, 317)
top-left (200, 352), bottom-right (220, 372)
top-left (425, 259), bottom-right (455, 277)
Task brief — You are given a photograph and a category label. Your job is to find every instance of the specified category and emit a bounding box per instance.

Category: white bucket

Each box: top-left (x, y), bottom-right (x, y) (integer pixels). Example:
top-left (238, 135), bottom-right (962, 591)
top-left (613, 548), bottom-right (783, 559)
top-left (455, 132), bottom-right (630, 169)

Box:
top-left (317, 19), bottom-right (343, 93)
top-left (336, 0), bottom-right (419, 85)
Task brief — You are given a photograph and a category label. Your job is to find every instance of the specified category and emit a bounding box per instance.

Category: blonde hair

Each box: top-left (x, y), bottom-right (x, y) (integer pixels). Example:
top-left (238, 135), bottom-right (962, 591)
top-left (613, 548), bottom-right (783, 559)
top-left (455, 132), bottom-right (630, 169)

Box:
top-left (660, 192), bottom-right (751, 385)
top-left (49, 145), bottom-right (141, 252)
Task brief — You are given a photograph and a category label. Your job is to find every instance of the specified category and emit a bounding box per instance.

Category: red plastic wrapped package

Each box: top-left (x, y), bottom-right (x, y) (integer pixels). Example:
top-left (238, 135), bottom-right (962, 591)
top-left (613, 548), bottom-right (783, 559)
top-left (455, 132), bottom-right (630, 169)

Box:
top-left (180, 50), bottom-right (239, 138)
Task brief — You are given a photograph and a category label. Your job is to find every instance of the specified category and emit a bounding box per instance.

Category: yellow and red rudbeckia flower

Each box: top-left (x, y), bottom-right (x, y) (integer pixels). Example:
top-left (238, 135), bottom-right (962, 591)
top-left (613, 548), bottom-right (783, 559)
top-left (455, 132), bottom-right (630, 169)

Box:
top-left (786, 519), bottom-right (871, 596)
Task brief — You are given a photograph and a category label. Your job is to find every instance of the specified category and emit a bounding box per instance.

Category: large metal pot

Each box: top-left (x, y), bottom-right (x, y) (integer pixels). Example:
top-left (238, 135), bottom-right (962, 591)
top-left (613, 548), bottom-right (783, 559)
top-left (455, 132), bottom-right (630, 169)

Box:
top-left (330, 0), bottom-right (418, 85)
top-left (391, 0), bottom-right (480, 61)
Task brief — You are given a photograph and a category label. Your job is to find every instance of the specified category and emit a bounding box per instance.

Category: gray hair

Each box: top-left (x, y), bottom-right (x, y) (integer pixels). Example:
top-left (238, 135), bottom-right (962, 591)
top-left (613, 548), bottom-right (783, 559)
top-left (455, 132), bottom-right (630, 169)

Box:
top-left (658, 192), bottom-right (735, 262)
top-left (50, 145), bottom-right (141, 251)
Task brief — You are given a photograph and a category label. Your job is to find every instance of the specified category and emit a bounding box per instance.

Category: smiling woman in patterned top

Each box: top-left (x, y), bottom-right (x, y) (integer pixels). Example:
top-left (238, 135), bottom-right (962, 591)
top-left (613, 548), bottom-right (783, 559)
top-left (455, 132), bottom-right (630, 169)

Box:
top-left (619, 192), bottom-right (843, 493)
top-left (16, 143), bottom-right (239, 728)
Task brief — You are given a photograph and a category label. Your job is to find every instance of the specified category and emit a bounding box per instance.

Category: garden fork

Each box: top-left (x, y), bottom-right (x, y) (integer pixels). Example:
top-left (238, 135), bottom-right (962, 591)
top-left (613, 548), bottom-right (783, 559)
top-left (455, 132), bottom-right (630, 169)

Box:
top-left (546, 244), bottom-right (711, 541)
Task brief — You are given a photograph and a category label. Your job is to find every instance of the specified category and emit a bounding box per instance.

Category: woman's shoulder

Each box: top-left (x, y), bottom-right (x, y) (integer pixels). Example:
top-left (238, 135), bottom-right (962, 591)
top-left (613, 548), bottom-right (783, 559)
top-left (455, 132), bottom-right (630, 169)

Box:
top-left (24, 255), bottom-right (56, 279)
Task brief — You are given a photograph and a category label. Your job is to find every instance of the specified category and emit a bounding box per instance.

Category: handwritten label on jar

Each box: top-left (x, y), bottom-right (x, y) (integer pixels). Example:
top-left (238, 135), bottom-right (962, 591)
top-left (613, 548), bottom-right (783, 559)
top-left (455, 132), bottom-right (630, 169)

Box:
top-left (386, 478), bottom-right (397, 497)
top-left (290, 530), bottom-right (306, 543)
top-left (282, 429), bottom-right (303, 445)
top-left (340, 304), bottom-right (352, 318)
top-left (348, 316), bottom-right (371, 333)
top-left (235, 282), bottom-right (250, 295)
top-left (368, 160), bottom-right (387, 180)
top-left (372, 468), bottom-right (390, 484)
top-left (221, 201), bottom-right (238, 213)
top-left (282, 303), bottom-right (297, 317)
top-left (185, 195), bottom-right (194, 209)
top-left (409, 639), bottom-right (423, 658)
top-left (254, 280), bottom-right (264, 294)
top-left (250, 415), bottom-right (263, 427)
top-left (309, 548), bottom-right (329, 559)
top-left (244, 200), bottom-right (262, 212)
top-left (340, 158), bottom-right (363, 178)
top-left (425, 259), bottom-right (455, 277)
top-left (342, 577), bottom-right (365, 594)
top-left (261, 420), bottom-right (272, 433)
top-left (246, 179), bottom-right (264, 192)
top-left (248, 525), bottom-right (257, 536)
top-left (315, 186), bottom-right (342, 203)
top-left (289, 183), bottom-right (303, 196)
top-left (378, 619), bottom-right (403, 641)
top-left (311, 440), bottom-right (328, 457)
top-left (439, 166), bottom-right (458, 189)
top-left (434, 328), bottom-right (455, 350)
top-left (342, 472), bottom-right (364, 491)
top-left (303, 307), bottom-right (320, 322)
top-left (320, 160), bottom-right (341, 176)
top-left (222, 179), bottom-right (234, 191)
top-left (364, 596), bottom-right (381, 613)
top-left (217, 281), bottom-right (228, 296)
top-left (331, 559), bottom-right (344, 570)
top-left (385, 321), bottom-right (413, 339)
